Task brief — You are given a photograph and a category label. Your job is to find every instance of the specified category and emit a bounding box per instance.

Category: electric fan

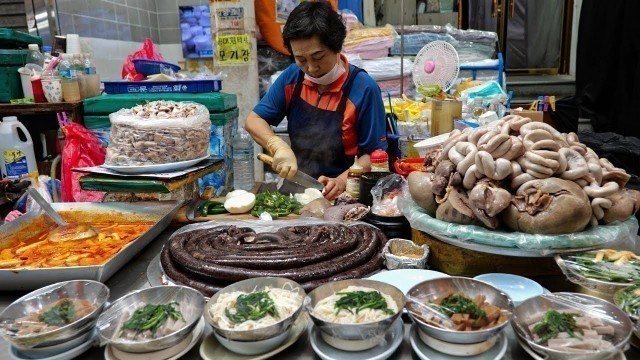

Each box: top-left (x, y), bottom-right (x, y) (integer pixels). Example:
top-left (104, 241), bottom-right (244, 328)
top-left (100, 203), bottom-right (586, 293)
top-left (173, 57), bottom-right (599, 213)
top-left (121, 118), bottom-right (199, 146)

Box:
top-left (412, 40), bottom-right (460, 95)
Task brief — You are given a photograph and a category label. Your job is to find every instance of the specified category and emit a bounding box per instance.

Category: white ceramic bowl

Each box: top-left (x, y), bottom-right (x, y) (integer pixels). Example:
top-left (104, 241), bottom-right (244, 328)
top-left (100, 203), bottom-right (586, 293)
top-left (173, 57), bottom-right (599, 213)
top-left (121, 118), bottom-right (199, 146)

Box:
top-left (474, 273), bottom-right (544, 305)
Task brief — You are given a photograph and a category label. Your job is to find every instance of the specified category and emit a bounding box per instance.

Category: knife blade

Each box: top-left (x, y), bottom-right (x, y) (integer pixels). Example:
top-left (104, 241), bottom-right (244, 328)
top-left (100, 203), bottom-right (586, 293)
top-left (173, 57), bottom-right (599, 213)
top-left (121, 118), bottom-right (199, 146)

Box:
top-left (185, 197), bottom-right (207, 221)
top-left (257, 154), bottom-right (324, 191)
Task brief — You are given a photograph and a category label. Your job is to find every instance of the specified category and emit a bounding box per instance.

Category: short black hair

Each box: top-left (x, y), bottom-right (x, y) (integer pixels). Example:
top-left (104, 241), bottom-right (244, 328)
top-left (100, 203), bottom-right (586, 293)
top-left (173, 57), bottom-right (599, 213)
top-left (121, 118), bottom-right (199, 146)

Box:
top-left (282, 1), bottom-right (346, 54)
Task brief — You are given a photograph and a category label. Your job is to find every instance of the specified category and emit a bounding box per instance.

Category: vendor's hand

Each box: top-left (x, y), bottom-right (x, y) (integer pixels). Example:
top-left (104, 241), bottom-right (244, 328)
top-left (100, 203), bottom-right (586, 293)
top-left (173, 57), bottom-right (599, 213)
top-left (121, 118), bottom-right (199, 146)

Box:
top-left (319, 176), bottom-right (346, 201)
top-left (267, 136), bottom-right (298, 179)
top-left (4, 210), bottom-right (23, 224)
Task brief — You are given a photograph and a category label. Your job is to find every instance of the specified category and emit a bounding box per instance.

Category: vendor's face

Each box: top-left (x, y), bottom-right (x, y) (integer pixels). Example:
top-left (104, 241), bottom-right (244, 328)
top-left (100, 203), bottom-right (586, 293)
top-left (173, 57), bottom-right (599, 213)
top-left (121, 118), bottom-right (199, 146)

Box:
top-left (290, 36), bottom-right (339, 78)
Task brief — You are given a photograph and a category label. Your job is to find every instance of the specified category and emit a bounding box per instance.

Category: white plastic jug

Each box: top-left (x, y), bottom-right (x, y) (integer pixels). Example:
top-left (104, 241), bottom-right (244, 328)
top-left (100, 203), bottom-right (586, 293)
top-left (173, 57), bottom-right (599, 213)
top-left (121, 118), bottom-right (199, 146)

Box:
top-left (0, 116), bottom-right (38, 180)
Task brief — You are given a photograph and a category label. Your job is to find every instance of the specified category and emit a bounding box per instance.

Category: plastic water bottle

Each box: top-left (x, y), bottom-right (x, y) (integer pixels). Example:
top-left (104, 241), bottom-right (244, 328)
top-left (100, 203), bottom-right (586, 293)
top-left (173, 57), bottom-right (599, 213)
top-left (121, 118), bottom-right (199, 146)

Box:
top-left (26, 44), bottom-right (44, 67)
top-left (82, 53), bottom-right (100, 98)
top-left (232, 128), bottom-right (255, 191)
top-left (59, 54), bottom-right (81, 102)
top-left (42, 46), bottom-right (53, 67)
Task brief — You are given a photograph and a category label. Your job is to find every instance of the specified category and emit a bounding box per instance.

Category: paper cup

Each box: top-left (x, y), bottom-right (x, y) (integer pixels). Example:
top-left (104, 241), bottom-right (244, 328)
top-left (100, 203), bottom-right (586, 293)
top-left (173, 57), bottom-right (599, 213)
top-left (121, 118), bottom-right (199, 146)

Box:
top-left (41, 77), bottom-right (63, 103)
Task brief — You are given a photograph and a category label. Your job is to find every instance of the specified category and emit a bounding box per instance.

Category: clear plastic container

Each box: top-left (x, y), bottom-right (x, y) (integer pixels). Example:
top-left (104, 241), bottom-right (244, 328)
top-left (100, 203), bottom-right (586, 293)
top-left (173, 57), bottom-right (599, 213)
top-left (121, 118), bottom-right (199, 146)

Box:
top-left (26, 44), bottom-right (43, 67)
top-left (232, 128), bottom-right (255, 191)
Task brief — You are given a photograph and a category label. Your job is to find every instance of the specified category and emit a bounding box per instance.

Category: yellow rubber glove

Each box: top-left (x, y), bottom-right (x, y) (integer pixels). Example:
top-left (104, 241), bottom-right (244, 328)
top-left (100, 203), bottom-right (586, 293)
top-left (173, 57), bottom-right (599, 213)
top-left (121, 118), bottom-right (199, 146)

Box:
top-left (267, 136), bottom-right (298, 179)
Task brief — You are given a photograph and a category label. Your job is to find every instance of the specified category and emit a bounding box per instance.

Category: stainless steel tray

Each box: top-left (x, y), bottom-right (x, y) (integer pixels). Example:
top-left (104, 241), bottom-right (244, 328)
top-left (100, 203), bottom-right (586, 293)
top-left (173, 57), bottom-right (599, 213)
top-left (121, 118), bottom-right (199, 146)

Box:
top-left (0, 201), bottom-right (182, 290)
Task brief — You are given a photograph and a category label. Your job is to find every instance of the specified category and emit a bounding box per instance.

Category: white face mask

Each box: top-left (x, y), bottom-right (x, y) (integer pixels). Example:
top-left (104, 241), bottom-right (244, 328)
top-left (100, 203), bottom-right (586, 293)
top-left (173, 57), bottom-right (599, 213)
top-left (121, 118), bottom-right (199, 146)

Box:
top-left (304, 55), bottom-right (345, 85)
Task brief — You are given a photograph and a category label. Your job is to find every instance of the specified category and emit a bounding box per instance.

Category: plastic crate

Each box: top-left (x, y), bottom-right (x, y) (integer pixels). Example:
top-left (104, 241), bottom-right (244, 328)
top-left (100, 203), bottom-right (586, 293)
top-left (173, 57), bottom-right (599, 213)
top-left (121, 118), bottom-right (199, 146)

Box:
top-left (132, 59), bottom-right (181, 76)
top-left (102, 79), bottom-right (222, 94)
top-left (0, 49), bottom-right (27, 103)
top-left (84, 92), bottom-right (237, 114)
top-left (0, 28), bottom-right (42, 49)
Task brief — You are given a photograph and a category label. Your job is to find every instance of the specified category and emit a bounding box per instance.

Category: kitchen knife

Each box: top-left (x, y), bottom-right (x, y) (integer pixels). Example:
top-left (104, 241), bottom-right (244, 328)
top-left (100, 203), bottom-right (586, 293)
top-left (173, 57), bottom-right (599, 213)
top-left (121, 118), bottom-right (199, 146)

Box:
top-left (257, 154), bottom-right (325, 191)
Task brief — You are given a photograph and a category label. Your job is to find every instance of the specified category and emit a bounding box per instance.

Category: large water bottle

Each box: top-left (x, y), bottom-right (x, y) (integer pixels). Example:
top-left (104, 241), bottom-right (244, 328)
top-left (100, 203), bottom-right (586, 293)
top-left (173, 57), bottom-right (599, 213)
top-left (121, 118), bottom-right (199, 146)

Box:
top-left (232, 128), bottom-right (255, 191)
top-left (26, 44), bottom-right (44, 67)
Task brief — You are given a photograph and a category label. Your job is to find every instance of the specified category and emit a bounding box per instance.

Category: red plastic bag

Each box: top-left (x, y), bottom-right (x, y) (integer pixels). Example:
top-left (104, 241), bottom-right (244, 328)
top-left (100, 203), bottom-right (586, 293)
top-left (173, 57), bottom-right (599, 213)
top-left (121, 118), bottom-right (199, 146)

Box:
top-left (121, 38), bottom-right (164, 81)
top-left (61, 123), bottom-right (106, 202)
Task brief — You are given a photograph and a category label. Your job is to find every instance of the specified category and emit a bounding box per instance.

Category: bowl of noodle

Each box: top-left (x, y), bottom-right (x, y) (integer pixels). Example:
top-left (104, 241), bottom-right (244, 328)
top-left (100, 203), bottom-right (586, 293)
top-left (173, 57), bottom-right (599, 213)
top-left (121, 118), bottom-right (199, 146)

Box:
top-left (306, 279), bottom-right (405, 351)
top-left (204, 277), bottom-right (305, 351)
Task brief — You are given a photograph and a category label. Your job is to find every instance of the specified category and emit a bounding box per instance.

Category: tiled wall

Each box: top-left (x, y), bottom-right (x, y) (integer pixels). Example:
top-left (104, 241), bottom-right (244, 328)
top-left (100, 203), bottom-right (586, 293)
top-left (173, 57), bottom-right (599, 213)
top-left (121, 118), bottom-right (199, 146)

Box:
top-left (56, 0), bottom-right (208, 44)
top-left (55, 0), bottom-right (160, 43)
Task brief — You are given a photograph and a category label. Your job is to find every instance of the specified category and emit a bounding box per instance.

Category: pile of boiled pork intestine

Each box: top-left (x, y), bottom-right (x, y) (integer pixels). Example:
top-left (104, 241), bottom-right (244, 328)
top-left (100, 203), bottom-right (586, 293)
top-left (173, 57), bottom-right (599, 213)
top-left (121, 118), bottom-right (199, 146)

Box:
top-left (408, 115), bottom-right (640, 234)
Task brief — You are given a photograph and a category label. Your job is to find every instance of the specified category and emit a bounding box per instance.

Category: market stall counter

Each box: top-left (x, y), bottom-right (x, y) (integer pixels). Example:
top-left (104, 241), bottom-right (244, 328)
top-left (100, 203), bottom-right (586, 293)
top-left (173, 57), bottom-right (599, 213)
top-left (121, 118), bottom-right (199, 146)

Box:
top-left (2, 227), bottom-right (639, 359)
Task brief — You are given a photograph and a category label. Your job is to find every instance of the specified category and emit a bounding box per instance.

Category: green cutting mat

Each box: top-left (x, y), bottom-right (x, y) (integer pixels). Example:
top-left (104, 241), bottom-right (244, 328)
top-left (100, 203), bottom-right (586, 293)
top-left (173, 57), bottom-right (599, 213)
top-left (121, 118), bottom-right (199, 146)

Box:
top-left (84, 107), bottom-right (239, 129)
top-left (83, 92), bottom-right (237, 114)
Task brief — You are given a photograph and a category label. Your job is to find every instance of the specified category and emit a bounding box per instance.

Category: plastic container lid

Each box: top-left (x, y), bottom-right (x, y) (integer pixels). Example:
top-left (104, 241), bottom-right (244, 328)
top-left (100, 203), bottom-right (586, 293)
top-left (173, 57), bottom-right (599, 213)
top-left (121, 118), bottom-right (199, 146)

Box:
top-left (2, 116), bottom-right (18, 122)
top-left (370, 149), bottom-right (389, 164)
top-left (43, 46), bottom-right (52, 52)
top-left (28, 44), bottom-right (39, 51)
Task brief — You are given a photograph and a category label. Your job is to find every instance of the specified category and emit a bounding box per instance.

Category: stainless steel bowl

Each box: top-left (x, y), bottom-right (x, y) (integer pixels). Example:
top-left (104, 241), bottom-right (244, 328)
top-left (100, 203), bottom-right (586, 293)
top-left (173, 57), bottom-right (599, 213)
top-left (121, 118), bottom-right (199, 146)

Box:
top-left (0, 280), bottom-right (109, 349)
top-left (306, 279), bottom-right (405, 341)
top-left (406, 276), bottom-right (514, 344)
top-left (97, 285), bottom-right (204, 353)
top-left (204, 277), bottom-right (305, 342)
top-left (512, 292), bottom-right (633, 360)
top-left (614, 285), bottom-right (640, 339)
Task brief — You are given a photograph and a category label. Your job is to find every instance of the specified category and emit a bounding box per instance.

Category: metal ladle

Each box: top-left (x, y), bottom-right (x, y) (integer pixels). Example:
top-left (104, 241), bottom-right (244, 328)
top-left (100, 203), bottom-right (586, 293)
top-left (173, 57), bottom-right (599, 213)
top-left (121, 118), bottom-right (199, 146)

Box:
top-left (26, 187), bottom-right (66, 226)
top-left (26, 188), bottom-right (99, 242)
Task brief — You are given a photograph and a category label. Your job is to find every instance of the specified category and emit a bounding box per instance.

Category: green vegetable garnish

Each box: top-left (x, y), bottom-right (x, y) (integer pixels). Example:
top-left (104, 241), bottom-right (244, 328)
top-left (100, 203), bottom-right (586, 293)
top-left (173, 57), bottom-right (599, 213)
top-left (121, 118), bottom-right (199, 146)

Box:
top-left (617, 285), bottom-right (640, 319)
top-left (251, 191), bottom-right (302, 218)
top-left (574, 252), bottom-right (640, 283)
top-left (533, 309), bottom-right (583, 344)
top-left (225, 291), bottom-right (279, 324)
top-left (39, 299), bottom-right (76, 326)
top-left (434, 294), bottom-right (486, 321)
top-left (120, 303), bottom-right (183, 335)
top-left (333, 291), bottom-right (395, 316)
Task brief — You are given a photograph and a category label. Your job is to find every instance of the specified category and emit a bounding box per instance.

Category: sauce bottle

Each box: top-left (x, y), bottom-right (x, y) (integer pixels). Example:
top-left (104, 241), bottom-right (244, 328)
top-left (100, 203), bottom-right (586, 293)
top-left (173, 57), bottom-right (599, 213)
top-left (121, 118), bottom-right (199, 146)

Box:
top-left (346, 156), bottom-right (363, 199)
top-left (370, 149), bottom-right (390, 172)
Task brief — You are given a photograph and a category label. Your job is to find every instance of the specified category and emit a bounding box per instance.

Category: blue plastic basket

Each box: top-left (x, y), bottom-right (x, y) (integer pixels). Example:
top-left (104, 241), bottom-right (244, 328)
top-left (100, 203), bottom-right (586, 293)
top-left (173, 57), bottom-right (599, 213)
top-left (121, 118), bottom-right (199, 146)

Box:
top-left (132, 59), bottom-right (181, 76)
top-left (103, 79), bottom-right (222, 94)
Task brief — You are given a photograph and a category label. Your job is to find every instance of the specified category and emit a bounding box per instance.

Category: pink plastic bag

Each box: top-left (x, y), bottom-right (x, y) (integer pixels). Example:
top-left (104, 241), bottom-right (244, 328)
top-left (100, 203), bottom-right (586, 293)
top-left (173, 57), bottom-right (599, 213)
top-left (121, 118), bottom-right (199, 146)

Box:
top-left (121, 38), bottom-right (164, 81)
top-left (61, 123), bottom-right (106, 202)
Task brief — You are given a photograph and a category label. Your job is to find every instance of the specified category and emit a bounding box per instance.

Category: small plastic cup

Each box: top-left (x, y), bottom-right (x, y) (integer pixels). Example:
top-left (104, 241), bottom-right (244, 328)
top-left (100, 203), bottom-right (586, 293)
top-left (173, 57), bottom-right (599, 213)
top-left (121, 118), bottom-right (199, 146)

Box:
top-left (41, 76), bottom-right (63, 103)
top-left (19, 71), bottom-right (34, 98)
top-left (31, 78), bottom-right (47, 103)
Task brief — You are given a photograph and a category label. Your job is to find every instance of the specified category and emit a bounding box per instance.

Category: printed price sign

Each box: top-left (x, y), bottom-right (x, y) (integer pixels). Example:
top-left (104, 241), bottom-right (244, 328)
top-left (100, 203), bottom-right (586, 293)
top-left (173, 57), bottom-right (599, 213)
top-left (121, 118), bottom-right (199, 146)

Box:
top-left (216, 34), bottom-right (251, 65)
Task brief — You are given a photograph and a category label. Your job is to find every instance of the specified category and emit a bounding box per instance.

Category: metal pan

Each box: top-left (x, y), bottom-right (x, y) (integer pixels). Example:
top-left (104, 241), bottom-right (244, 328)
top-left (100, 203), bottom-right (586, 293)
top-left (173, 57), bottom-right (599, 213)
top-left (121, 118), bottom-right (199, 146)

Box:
top-left (0, 201), bottom-right (182, 290)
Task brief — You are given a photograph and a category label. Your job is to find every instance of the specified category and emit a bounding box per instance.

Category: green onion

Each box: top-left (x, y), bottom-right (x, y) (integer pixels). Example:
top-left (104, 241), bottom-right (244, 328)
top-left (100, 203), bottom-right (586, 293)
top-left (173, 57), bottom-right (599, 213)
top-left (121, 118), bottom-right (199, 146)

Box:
top-left (39, 299), bottom-right (76, 326)
top-left (225, 291), bottom-right (280, 324)
top-left (333, 291), bottom-right (394, 316)
top-left (120, 303), bottom-right (183, 336)
top-left (532, 309), bottom-right (583, 344)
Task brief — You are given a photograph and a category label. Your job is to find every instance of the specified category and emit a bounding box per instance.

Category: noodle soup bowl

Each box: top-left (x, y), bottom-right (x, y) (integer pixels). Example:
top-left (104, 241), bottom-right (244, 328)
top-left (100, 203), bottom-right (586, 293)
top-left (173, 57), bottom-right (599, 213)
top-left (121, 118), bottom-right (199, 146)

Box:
top-left (204, 277), bottom-right (306, 345)
top-left (0, 280), bottom-right (109, 350)
top-left (512, 292), bottom-right (632, 360)
top-left (407, 277), bottom-right (514, 344)
top-left (306, 279), bottom-right (405, 351)
top-left (96, 285), bottom-right (204, 353)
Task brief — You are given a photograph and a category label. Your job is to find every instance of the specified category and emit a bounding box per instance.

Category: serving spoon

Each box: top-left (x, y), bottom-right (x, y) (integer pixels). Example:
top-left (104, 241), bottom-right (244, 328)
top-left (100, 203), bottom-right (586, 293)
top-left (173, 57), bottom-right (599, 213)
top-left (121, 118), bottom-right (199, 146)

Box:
top-left (405, 294), bottom-right (456, 329)
top-left (26, 188), bottom-right (98, 242)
